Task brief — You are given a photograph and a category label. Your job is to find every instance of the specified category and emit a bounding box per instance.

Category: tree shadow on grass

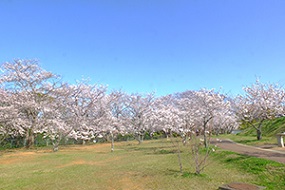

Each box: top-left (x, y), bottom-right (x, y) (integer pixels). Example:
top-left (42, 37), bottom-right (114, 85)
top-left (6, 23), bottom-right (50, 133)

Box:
top-left (235, 139), bottom-right (258, 144)
top-left (164, 169), bottom-right (209, 178)
top-left (122, 145), bottom-right (175, 154)
top-left (223, 154), bottom-right (249, 163)
top-left (151, 149), bottom-right (178, 155)
top-left (122, 146), bottom-right (157, 152)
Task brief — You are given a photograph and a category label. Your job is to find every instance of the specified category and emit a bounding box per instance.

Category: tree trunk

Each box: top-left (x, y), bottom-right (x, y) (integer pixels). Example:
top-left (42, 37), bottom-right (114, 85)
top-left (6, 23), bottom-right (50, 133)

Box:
top-left (166, 134), bottom-right (170, 141)
top-left (111, 133), bottom-right (114, 152)
top-left (141, 134), bottom-right (144, 142)
top-left (138, 135), bottom-right (142, 144)
top-left (46, 138), bottom-right (49, 146)
top-left (53, 141), bottom-right (59, 152)
top-left (25, 128), bottom-right (34, 149)
top-left (257, 128), bottom-right (262, 140)
top-left (256, 120), bottom-right (265, 141)
top-left (182, 133), bottom-right (191, 146)
top-left (203, 124), bottom-right (208, 148)
top-left (137, 134), bottom-right (143, 144)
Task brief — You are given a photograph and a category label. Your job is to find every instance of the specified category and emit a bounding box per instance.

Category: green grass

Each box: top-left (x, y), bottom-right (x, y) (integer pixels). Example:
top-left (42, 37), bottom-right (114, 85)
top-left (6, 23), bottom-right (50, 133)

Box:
top-left (220, 134), bottom-right (276, 146)
top-left (212, 150), bottom-right (285, 189)
top-left (218, 116), bottom-right (285, 147)
top-left (0, 139), bottom-right (284, 190)
top-left (241, 116), bottom-right (285, 137)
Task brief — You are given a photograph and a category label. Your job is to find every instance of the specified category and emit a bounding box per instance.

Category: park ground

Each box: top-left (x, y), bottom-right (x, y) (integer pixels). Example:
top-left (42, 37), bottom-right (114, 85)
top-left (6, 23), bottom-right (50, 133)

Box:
top-left (0, 137), bottom-right (284, 190)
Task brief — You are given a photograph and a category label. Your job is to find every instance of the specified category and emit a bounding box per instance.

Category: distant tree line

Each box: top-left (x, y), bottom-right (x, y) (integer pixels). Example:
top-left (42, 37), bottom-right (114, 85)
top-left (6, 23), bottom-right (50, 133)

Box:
top-left (0, 60), bottom-right (284, 152)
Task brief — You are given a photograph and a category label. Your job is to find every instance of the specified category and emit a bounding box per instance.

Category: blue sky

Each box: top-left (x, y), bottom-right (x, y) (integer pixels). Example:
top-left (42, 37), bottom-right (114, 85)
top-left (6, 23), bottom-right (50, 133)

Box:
top-left (1, 0), bottom-right (285, 97)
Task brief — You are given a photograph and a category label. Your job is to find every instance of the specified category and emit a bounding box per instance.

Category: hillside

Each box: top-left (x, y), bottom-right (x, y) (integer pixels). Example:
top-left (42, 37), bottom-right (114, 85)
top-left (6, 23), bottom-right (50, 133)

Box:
top-left (241, 116), bottom-right (285, 137)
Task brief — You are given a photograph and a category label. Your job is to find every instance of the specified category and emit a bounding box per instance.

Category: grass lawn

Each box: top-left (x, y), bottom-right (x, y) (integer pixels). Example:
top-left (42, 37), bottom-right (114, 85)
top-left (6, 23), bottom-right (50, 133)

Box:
top-left (228, 116), bottom-right (285, 147)
top-left (0, 139), bottom-right (284, 190)
top-left (218, 134), bottom-right (277, 146)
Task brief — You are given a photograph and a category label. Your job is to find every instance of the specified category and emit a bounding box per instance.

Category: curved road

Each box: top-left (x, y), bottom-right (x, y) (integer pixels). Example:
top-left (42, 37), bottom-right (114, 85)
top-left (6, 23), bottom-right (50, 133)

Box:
top-left (211, 139), bottom-right (285, 164)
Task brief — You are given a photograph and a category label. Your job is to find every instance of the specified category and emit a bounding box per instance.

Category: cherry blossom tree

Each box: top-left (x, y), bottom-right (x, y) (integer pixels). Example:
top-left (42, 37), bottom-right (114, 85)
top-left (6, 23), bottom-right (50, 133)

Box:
top-left (151, 95), bottom-right (181, 138)
top-left (63, 81), bottom-right (107, 144)
top-left (212, 111), bottom-right (239, 135)
top-left (0, 59), bottom-right (60, 148)
top-left (40, 83), bottom-right (76, 151)
top-left (0, 89), bottom-right (23, 145)
top-left (124, 93), bottom-right (155, 144)
top-left (150, 95), bottom-right (186, 172)
top-left (41, 81), bottom-right (107, 151)
top-left (235, 80), bottom-right (285, 140)
top-left (174, 91), bottom-right (198, 145)
top-left (173, 89), bottom-right (232, 174)
top-left (101, 91), bottom-right (128, 152)
top-left (191, 89), bottom-right (231, 147)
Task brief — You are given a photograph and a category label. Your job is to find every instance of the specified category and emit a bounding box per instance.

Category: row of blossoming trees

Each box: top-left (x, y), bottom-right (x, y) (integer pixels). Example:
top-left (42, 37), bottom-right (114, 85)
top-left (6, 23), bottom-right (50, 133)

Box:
top-left (0, 60), bottom-right (285, 152)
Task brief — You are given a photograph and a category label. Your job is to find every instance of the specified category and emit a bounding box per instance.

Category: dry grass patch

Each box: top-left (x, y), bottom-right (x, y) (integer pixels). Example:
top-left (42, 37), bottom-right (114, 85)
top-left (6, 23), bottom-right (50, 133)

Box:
top-left (0, 139), bottom-right (280, 190)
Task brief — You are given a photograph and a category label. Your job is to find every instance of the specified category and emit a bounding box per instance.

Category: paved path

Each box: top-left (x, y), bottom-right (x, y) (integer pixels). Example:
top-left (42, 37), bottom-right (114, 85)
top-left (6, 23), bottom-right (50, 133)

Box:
top-left (211, 138), bottom-right (285, 164)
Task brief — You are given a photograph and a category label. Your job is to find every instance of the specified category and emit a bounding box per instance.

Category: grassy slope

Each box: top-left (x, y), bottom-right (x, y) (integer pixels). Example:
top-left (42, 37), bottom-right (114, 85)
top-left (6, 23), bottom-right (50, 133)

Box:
top-left (223, 116), bottom-right (285, 146)
top-left (0, 139), bottom-right (284, 190)
top-left (242, 116), bottom-right (285, 137)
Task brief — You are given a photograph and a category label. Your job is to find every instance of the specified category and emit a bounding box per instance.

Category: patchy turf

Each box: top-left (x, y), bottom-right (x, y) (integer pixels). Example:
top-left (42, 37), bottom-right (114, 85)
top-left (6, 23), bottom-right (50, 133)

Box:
top-left (0, 139), bottom-right (282, 190)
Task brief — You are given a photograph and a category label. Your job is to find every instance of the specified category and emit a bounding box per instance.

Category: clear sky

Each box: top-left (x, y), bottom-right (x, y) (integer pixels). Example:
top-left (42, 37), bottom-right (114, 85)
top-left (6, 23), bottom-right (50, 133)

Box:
top-left (1, 0), bottom-right (285, 97)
